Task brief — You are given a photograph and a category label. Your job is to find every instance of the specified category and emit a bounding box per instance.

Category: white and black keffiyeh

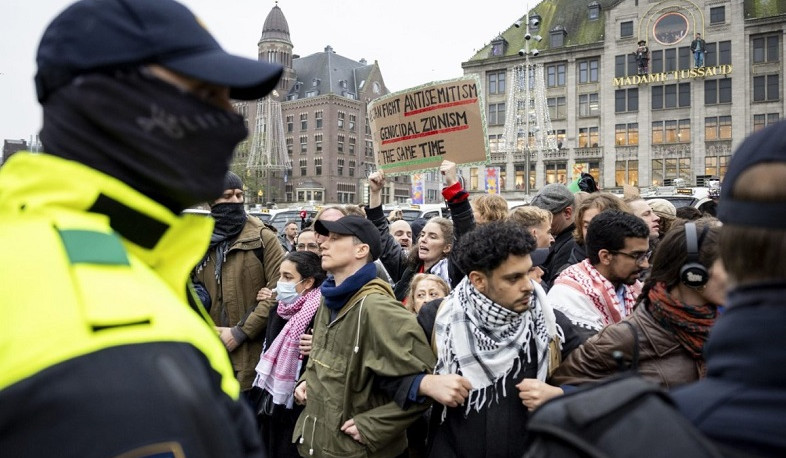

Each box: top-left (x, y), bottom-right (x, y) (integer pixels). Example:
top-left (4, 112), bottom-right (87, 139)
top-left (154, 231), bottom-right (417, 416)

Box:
top-left (434, 276), bottom-right (555, 416)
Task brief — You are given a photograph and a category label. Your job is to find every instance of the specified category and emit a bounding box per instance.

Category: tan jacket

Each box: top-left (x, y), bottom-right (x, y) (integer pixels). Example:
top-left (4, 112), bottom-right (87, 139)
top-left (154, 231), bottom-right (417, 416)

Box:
top-left (550, 305), bottom-right (704, 389)
top-left (196, 216), bottom-right (284, 390)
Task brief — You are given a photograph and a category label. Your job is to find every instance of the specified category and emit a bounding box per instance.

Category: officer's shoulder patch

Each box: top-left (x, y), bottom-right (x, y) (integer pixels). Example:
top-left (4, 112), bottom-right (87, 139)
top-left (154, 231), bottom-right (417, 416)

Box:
top-left (58, 229), bottom-right (129, 265)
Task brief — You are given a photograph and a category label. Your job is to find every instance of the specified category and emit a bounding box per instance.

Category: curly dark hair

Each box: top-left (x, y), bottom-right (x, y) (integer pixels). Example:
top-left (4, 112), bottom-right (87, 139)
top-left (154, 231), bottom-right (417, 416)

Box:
top-left (585, 210), bottom-right (650, 264)
top-left (456, 221), bottom-right (535, 275)
top-left (285, 251), bottom-right (327, 288)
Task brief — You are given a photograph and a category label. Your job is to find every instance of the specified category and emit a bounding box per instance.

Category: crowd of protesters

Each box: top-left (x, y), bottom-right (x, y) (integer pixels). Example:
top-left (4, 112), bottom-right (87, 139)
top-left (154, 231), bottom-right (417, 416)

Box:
top-left (2, 0), bottom-right (785, 456)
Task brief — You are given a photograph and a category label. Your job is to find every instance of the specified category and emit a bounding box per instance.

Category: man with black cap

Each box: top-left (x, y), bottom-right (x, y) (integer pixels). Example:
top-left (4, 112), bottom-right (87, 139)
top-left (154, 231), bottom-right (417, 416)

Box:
top-left (194, 171), bottom-right (285, 393)
top-left (0, 0), bottom-right (282, 455)
top-left (530, 183), bottom-right (578, 288)
top-left (672, 121), bottom-right (786, 456)
top-left (292, 215), bottom-right (435, 458)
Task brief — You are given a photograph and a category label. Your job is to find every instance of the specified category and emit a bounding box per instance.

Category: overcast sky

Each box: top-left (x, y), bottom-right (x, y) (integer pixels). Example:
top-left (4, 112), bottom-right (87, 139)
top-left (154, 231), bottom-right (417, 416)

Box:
top-left (0, 0), bottom-right (528, 145)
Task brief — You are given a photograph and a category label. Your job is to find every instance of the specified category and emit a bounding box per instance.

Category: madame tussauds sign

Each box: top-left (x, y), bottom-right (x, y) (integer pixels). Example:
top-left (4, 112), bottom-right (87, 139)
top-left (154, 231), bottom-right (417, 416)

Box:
top-left (613, 64), bottom-right (733, 87)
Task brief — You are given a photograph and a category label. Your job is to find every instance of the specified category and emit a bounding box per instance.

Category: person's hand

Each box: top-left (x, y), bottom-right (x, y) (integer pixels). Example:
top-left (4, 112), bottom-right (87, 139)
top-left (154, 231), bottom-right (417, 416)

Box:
top-left (217, 327), bottom-right (240, 352)
top-left (256, 287), bottom-right (275, 302)
top-left (340, 418), bottom-right (365, 444)
top-left (294, 381), bottom-right (307, 405)
top-left (368, 170), bottom-right (385, 194)
top-left (299, 332), bottom-right (313, 357)
top-left (439, 160), bottom-right (458, 187)
top-left (419, 374), bottom-right (473, 407)
top-left (516, 378), bottom-right (563, 411)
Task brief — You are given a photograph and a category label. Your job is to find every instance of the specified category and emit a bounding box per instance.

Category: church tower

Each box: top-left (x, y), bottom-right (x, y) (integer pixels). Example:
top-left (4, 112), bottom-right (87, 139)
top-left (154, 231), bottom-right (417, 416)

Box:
top-left (258, 3), bottom-right (296, 99)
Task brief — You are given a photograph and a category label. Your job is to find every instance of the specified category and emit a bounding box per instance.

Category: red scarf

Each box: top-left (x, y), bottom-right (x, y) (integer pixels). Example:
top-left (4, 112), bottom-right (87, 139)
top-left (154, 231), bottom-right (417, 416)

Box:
top-left (646, 283), bottom-right (717, 359)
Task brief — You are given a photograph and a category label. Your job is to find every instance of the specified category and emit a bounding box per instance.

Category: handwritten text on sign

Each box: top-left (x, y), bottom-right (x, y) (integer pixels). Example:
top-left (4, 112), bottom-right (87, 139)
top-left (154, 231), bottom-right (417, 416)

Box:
top-left (368, 78), bottom-right (488, 175)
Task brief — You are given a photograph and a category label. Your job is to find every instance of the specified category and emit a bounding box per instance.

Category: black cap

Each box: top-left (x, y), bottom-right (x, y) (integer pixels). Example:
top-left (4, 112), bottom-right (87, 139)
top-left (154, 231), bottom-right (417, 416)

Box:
top-left (315, 216), bottom-right (382, 261)
top-left (638, 40), bottom-right (646, 45)
top-left (531, 247), bottom-right (549, 267)
top-left (717, 120), bottom-right (786, 229)
top-left (35, 0), bottom-right (283, 102)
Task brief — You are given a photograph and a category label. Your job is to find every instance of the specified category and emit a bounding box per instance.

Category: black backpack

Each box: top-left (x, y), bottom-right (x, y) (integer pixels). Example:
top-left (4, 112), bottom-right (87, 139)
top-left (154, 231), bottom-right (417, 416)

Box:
top-left (522, 322), bottom-right (743, 458)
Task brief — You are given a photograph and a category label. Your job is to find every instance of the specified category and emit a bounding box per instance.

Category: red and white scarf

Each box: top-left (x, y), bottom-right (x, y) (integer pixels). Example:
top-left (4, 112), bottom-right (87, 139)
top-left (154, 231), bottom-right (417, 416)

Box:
top-left (253, 287), bottom-right (321, 407)
top-left (554, 259), bottom-right (640, 326)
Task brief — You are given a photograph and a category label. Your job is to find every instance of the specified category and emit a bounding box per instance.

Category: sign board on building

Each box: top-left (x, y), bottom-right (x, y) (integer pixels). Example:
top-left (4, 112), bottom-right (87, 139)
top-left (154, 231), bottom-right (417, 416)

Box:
top-left (367, 76), bottom-right (489, 175)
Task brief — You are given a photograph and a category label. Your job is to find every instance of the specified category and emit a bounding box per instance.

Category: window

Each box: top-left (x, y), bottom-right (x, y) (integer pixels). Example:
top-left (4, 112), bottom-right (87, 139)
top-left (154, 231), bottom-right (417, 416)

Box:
top-left (652, 120), bottom-right (690, 144)
top-left (514, 164), bottom-right (536, 190)
top-left (620, 21), bottom-right (633, 38)
top-left (578, 127), bottom-right (599, 148)
top-left (652, 157), bottom-right (691, 186)
top-left (286, 138), bottom-right (293, 156)
top-left (579, 93), bottom-right (599, 117)
top-left (337, 158), bottom-right (344, 176)
top-left (588, 2), bottom-right (600, 20)
top-left (615, 54), bottom-right (638, 77)
top-left (710, 6), bottom-right (725, 24)
top-left (615, 88), bottom-right (638, 113)
top-left (615, 123), bottom-right (639, 146)
top-left (753, 75), bottom-right (780, 102)
top-left (337, 111), bottom-right (345, 129)
top-left (349, 114), bottom-right (356, 132)
top-left (337, 134), bottom-right (345, 154)
top-left (552, 129), bottom-right (567, 149)
top-left (299, 158), bottom-right (307, 176)
top-left (365, 140), bottom-right (374, 157)
top-left (651, 50), bottom-right (663, 73)
top-left (488, 71), bottom-right (506, 95)
top-left (469, 168), bottom-right (479, 191)
top-left (718, 41), bottom-right (731, 65)
top-left (349, 137), bottom-right (356, 155)
top-left (678, 46), bottom-right (691, 70)
top-left (286, 115), bottom-right (294, 133)
top-left (488, 103), bottom-right (505, 125)
top-left (544, 162), bottom-right (568, 185)
top-left (705, 116), bottom-right (732, 140)
top-left (548, 97), bottom-right (566, 119)
top-left (653, 83), bottom-right (690, 109)
top-left (664, 48), bottom-right (677, 72)
top-left (299, 135), bottom-right (308, 153)
top-left (753, 35), bottom-right (780, 63)
top-left (615, 160), bottom-right (639, 186)
top-left (315, 111), bottom-right (323, 129)
top-left (550, 28), bottom-right (566, 48)
top-left (489, 134), bottom-right (503, 153)
top-left (578, 59), bottom-right (599, 83)
top-left (349, 160), bottom-right (356, 177)
top-left (315, 158), bottom-right (322, 175)
top-left (314, 133), bottom-right (323, 153)
top-left (704, 79), bottom-right (732, 105)
top-left (705, 155), bottom-right (730, 181)
top-left (754, 113), bottom-right (780, 132)
top-left (546, 63), bottom-right (566, 87)
top-left (300, 113), bottom-right (307, 130)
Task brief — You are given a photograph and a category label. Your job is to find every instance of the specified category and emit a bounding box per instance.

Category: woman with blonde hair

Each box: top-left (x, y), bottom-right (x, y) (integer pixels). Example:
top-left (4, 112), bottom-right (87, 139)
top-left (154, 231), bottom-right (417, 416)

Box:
top-left (471, 193), bottom-right (508, 224)
top-left (405, 273), bottom-right (450, 314)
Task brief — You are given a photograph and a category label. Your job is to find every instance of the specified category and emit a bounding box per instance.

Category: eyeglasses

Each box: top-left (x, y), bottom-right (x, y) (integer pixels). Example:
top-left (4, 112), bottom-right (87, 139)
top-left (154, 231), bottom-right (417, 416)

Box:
top-left (609, 250), bottom-right (651, 264)
top-left (297, 243), bottom-right (320, 251)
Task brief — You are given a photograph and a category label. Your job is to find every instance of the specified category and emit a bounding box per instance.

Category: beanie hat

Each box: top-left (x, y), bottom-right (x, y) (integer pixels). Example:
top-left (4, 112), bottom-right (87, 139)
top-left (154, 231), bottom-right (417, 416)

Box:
top-left (224, 171), bottom-right (243, 190)
top-left (717, 120), bottom-right (786, 229)
top-left (530, 183), bottom-right (575, 214)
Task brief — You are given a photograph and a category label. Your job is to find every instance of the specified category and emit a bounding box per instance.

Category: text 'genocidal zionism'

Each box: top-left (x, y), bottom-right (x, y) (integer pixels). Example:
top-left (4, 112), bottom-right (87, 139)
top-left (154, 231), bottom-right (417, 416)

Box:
top-left (370, 82), bottom-right (479, 167)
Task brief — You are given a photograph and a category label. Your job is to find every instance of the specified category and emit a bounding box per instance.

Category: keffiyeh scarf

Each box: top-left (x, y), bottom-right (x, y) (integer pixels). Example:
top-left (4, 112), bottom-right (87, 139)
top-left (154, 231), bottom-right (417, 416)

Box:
top-left (555, 259), bottom-right (639, 326)
top-left (434, 277), bottom-right (553, 416)
top-left (253, 287), bottom-right (322, 407)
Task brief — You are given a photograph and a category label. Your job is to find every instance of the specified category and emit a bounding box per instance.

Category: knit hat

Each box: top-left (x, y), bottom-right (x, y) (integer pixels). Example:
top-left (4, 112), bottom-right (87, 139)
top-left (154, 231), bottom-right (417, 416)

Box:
top-left (717, 120), bottom-right (786, 229)
top-left (530, 183), bottom-right (575, 214)
top-left (223, 171), bottom-right (243, 191)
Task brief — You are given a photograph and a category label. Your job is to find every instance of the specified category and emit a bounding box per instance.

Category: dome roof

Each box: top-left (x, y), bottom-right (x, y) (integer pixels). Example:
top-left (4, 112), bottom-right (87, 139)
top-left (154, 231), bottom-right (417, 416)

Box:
top-left (260, 5), bottom-right (291, 44)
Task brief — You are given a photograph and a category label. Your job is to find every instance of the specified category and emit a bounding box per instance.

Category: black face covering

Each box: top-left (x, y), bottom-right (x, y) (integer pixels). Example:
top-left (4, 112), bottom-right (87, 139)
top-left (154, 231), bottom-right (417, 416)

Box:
top-left (39, 69), bottom-right (248, 212)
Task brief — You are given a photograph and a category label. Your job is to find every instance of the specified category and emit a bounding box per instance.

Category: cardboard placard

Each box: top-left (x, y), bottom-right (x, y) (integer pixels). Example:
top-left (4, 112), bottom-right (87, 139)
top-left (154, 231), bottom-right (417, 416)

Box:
top-left (367, 76), bottom-right (489, 175)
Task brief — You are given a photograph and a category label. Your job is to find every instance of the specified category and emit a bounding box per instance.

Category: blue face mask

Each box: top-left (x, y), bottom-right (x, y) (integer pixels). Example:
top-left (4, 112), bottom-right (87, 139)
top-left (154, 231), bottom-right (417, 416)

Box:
top-left (276, 279), bottom-right (305, 305)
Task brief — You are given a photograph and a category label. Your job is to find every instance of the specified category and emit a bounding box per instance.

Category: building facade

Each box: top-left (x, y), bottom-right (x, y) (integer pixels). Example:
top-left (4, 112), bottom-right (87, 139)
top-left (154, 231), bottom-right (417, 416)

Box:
top-left (460, 0), bottom-right (785, 197)
top-left (233, 5), bottom-right (411, 207)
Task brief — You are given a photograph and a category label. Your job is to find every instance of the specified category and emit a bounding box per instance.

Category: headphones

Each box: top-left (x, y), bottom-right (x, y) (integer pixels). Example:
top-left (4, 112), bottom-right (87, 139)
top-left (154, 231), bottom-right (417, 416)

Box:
top-left (680, 222), bottom-right (709, 288)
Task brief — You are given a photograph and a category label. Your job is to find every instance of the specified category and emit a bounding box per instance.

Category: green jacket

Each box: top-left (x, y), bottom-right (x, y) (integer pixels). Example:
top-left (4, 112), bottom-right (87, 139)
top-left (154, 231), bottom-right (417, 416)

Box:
top-left (294, 278), bottom-right (435, 458)
top-left (195, 217), bottom-right (284, 390)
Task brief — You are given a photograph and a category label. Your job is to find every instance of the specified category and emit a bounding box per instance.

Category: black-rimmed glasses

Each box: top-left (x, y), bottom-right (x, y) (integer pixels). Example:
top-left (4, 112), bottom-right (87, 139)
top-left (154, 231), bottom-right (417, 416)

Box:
top-left (609, 250), bottom-right (651, 264)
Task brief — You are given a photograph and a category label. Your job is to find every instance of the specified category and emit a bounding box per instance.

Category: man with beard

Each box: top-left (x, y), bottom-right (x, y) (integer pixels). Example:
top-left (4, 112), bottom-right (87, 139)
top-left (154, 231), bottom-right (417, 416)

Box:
top-left (547, 211), bottom-right (650, 339)
top-left (194, 171), bottom-right (285, 394)
top-left (0, 0), bottom-right (282, 455)
top-left (530, 183), bottom-right (577, 289)
top-left (419, 221), bottom-right (581, 458)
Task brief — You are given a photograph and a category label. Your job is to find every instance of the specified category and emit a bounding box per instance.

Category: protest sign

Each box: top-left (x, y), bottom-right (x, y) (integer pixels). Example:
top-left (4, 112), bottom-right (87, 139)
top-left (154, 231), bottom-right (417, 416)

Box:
top-left (368, 76), bottom-right (489, 175)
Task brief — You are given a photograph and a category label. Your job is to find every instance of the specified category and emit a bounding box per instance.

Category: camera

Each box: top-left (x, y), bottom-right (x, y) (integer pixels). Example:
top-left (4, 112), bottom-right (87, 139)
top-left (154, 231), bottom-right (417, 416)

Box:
top-left (518, 49), bottom-right (526, 57)
top-left (531, 49), bottom-right (540, 56)
top-left (514, 20), bottom-right (522, 28)
top-left (530, 17), bottom-right (540, 27)
top-left (525, 33), bottom-right (532, 40)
